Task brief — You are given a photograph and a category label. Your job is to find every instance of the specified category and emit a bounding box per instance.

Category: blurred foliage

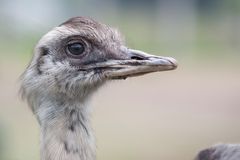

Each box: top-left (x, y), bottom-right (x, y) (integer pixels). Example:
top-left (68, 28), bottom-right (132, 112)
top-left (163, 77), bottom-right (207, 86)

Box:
top-left (0, 123), bottom-right (7, 160)
top-left (0, 0), bottom-right (239, 62)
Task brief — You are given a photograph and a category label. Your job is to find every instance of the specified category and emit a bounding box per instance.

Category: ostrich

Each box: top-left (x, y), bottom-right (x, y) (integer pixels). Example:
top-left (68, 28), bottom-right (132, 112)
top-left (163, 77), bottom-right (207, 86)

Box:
top-left (20, 17), bottom-right (239, 160)
top-left (195, 144), bottom-right (240, 160)
top-left (20, 16), bottom-right (177, 160)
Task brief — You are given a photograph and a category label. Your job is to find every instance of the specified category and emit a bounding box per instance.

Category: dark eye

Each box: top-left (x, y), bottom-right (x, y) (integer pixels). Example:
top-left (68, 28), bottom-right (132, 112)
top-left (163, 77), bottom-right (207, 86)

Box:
top-left (67, 43), bottom-right (85, 56)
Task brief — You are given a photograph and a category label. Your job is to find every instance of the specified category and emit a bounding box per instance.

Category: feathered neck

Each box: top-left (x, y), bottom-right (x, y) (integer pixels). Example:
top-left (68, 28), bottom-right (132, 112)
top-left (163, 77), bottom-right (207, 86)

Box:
top-left (36, 97), bottom-right (96, 160)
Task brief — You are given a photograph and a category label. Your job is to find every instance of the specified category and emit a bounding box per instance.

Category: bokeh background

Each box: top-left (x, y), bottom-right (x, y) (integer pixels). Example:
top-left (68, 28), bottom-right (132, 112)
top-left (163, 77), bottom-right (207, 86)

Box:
top-left (0, 0), bottom-right (240, 160)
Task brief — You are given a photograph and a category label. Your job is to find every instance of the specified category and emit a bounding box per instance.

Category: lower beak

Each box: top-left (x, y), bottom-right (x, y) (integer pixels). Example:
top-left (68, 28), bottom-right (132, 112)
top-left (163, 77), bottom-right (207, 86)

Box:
top-left (101, 48), bottom-right (178, 79)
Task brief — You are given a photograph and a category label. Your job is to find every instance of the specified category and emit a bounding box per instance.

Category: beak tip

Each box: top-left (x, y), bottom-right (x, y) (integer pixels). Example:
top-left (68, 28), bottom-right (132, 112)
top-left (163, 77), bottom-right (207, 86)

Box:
top-left (166, 57), bottom-right (178, 69)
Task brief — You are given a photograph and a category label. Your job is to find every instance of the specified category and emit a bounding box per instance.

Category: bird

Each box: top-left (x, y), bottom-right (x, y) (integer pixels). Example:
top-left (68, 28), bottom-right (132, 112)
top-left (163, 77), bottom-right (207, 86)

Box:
top-left (20, 16), bottom-right (177, 160)
top-left (20, 16), bottom-right (240, 160)
top-left (195, 144), bottom-right (240, 160)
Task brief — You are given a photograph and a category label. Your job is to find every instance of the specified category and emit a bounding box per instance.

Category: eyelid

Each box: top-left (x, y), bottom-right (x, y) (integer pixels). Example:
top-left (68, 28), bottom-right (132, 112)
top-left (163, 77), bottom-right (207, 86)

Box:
top-left (67, 39), bottom-right (85, 45)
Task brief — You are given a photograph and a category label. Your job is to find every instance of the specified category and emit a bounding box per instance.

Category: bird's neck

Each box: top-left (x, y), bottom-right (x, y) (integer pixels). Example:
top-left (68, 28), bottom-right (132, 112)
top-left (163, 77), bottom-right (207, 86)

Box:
top-left (37, 98), bottom-right (95, 160)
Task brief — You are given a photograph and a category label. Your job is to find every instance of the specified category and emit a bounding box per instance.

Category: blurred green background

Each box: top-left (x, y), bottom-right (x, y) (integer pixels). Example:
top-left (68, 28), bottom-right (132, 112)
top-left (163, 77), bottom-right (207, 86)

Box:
top-left (0, 0), bottom-right (240, 160)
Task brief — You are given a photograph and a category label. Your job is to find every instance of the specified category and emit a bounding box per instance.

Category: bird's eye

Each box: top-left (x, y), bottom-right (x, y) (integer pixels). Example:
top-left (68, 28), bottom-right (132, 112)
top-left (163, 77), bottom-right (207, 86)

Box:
top-left (67, 43), bottom-right (85, 56)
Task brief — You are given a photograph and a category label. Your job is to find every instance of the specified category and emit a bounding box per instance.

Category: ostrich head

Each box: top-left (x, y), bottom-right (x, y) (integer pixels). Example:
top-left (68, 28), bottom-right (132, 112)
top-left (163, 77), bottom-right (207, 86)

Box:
top-left (21, 17), bottom-right (177, 111)
top-left (20, 17), bottom-right (177, 160)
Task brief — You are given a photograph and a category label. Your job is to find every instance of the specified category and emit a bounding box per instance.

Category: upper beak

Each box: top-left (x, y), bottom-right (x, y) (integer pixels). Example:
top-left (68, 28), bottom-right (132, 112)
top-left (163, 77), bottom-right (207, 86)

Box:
top-left (84, 48), bottom-right (178, 80)
top-left (106, 49), bottom-right (177, 79)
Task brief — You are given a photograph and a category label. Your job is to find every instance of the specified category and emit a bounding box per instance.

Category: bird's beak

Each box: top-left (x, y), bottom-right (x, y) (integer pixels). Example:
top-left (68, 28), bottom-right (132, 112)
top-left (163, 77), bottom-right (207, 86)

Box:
top-left (94, 48), bottom-right (178, 80)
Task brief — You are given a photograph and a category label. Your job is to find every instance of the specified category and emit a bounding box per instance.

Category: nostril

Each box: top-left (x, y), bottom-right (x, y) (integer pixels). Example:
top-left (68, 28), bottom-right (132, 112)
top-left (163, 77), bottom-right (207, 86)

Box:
top-left (130, 55), bottom-right (145, 60)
